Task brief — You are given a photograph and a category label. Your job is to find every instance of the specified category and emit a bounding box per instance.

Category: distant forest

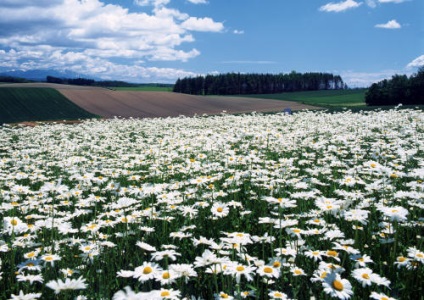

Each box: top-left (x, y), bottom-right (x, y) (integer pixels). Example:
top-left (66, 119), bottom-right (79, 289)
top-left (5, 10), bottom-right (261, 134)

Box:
top-left (173, 72), bottom-right (345, 95)
top-left (46, 76), bottom-right (173, 88)
top-left (0, 76), bottom-right (32, 83)
top-left (365, 67), bottom-right (424, 106)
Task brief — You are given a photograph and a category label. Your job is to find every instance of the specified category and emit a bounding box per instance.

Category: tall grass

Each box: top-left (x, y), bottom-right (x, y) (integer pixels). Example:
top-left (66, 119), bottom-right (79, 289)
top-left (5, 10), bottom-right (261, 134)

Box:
top-left (0, 109), bottom-right (423, 299)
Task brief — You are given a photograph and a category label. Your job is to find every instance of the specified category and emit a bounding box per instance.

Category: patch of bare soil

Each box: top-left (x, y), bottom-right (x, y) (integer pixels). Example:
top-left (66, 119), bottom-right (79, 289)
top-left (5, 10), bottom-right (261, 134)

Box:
top-left (2, 83), bottom-right (319, 118)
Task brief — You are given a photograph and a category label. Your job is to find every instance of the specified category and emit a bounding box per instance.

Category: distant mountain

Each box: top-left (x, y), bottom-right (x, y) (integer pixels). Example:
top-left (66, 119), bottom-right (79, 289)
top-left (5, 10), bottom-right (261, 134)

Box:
top-left (0, 69), bottom-right (99, 82)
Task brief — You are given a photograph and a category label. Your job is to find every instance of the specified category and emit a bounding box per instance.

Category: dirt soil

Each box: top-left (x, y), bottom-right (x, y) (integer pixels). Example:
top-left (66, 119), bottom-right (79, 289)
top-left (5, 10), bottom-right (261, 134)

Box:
top-left (2, 83), bottom-right (319, 118)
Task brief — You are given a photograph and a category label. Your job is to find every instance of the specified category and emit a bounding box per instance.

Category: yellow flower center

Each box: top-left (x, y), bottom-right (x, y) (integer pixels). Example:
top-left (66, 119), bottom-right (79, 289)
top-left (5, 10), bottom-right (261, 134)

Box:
top-left (327, 250), bottom-right (338, 257)
top-left (398, 256), bottom-right (406, 262)
top-left (10, 219), bottom-right (18, 226)
top-left (294, 269), bottom-right (303, 275)
top-left (417, 253), bottom-right (424, 258)
top-left (160, 291), bottom-right (171, 297)
top-left (143, 266), bottom-right (153, 274)
top-left (44, 256), bottom-right (53, 261)
top-left (220, 293), bottom-right (229, 298)
top-left (320, 271), bottom-right (328, 279)
top-left (362, 273), bottom-right (370, 280)
top-left (162, 272), bottom-right (170, 279)
top-left (217, 207), bottom-right (223, 213)
top-left (88, 224), bottom-right (97, 230)
top-left (381, 297), bottom-right (389, 300)
top-left (273, 261), bottom-right (281, 268)
top-left (332, 279), bottom-right (344, 291)
top-left (293, 228), bottom-right (301, 234)
top-left (264, 267), bottom-right (273, 274)
top-left (274, 292), bottom-right (283, 297)
top-left (27, 252), bottom-right (36, 258)
top-left (236, 266), bottom-right (245, 272)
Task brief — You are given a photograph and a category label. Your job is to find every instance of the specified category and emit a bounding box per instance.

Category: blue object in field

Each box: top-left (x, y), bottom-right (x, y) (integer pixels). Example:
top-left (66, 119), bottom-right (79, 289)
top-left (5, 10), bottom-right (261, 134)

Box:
top-left (283, 108), bottom-right (292, 115)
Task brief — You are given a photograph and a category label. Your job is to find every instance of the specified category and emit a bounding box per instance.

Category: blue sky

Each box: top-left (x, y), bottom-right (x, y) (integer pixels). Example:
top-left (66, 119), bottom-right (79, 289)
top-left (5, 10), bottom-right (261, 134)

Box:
top-left (0, 0), bottom-right (422, 86)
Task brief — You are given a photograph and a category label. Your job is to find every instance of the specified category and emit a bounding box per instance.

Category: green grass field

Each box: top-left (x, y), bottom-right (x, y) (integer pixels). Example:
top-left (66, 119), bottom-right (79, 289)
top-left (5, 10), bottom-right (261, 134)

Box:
top-left (244, 89), bottom-right (368, 108)
top-left (0, 88), bottom-right (97, 123)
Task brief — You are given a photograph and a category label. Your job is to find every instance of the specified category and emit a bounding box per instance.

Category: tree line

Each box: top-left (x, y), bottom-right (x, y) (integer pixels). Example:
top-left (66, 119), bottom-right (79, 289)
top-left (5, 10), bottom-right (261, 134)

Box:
top-left (365, 67), bottom-right (424, 106)
top-left (0, 76), bottom-right (32, 83)
top-left (173, 72), bottom-right (345, 95)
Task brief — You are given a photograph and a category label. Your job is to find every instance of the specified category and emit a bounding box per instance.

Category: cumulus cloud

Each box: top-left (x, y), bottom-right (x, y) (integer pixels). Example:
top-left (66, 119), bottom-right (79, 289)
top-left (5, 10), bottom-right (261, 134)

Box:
top-left (181, 17), bottom-right (224, 32)
top-left (407, 55), bottom-right (424, 68)
top-left (375, 19), bottom-right (401, 29)
top-left (0, 0), bottom-right (224, 82)
top-left (319, 0), bottom-right (362, 12)
top-left (233, 30), bottom-right (244, 35)
top-left (340, 69), bottom-right (410, 87)
top-left (134, 0), bottom-right (170, 7)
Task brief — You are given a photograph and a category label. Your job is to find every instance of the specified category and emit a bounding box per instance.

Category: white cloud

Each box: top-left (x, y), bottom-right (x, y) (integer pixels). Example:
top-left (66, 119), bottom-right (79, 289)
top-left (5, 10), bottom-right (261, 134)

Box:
top-left (367, 0), bottom-right (408, 6)
top-left (407, 55), bottom-right (424, 68)
top-left (181, 17), bottom-right (224, 32)
top-left (378, 0), bottom-right (408, 3)
top-left (233, 30), bottom-right (244, 35)
top-left (365, 0), bottom-right (377, 8)
top-left (0, 0), bottom-right (224, 82)
top-left (341, 69), bottom-right (410, 87)
top-left (319, 0), bottom-right (362, 12)
top-left (186, 0), bottom-right (208, 4)
top-left (375, 19), bottom-right (401, 29)
top-left (0, 47), bottom-right (197, 82)
top-left (134, 0), bottom-right (170, 7)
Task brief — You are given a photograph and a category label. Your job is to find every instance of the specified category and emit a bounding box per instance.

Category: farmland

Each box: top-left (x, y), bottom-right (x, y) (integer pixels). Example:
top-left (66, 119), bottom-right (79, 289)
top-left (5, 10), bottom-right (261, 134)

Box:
top-left (0, 87), bottom-right (97, 124)
top-left (244, 89), bottom-right (367, 108)
top-left (0, 108), bottom-right (423, 299)
top-left (0, 83), bottom-right (318, 122)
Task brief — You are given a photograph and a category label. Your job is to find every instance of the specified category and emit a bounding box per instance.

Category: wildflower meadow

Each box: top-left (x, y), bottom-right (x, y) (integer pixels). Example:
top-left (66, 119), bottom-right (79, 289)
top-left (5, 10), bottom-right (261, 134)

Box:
top-left (1, 109), bottom-right (423, 300)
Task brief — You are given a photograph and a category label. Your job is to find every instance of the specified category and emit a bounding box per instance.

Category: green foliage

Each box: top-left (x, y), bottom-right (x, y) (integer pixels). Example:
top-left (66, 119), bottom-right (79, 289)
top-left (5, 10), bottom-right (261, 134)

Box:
top-left (244, 89), bottom-right (367, 108)
top-left (46, 76), bottom-right (95, 86)
top-left (0, 88), bottom-right (97, 123)
top-left (45, 75), bottom-right (174, 90)
top-left (173, 72), bottom-right (345, 95)
top-left (0, 76), bottom-right (32, 83)
top-left (365, 67), bottom-right (424, 106)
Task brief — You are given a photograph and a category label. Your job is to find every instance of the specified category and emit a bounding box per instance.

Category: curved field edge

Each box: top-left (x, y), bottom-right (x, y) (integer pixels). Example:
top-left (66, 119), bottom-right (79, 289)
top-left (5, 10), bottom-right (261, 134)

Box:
top-left (0, 83), bottom-right (320, 121)
top-left (0, 88), bottom-right (98, 124)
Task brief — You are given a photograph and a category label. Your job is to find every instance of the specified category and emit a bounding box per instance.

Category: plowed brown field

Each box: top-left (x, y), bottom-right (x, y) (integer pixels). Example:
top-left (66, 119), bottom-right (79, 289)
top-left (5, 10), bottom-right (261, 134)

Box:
top-left (2, 83), bottom-right (318, 118)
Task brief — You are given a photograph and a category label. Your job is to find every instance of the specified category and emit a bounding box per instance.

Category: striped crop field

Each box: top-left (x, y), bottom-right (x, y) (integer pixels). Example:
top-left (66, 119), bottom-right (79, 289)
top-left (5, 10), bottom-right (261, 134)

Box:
top-left (0, 88), bottom-right (97, 124)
